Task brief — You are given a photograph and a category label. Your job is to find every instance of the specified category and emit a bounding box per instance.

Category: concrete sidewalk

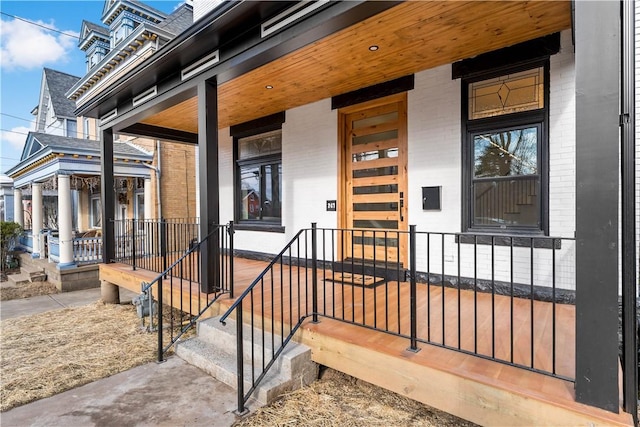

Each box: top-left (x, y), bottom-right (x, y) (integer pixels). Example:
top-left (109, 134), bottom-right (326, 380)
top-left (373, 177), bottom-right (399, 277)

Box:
top-left (1, 356), bottom-right (242, 427)
top-left (0, 288), bottom-right (253, 426)
top-left (0, 287), bottom-right (138, 320)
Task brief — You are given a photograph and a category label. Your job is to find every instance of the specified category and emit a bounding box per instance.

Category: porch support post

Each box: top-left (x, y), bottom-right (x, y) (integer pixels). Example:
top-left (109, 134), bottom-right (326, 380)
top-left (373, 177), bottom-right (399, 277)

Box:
top-left (620, 0), bottom-right (637, 420)
top-left (574, 0), bottom-right (620, 412)
top-left (31, 182), bottom-right (43, 259)
top-left (143, 177), bottom-right (152, 220)
top-left (57, 174), bottom-right (75, 269)
top-left (13, 189), bottom-right (23, 227)
top-left (101, 128), bottom-right (115, 264)
top-left (198, 78), bottom-right (219, 293)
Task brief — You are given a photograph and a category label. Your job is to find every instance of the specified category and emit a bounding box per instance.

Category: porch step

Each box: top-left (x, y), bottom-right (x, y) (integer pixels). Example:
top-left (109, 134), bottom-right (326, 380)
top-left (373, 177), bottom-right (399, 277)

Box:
top-left (20, 265), bottom-right (46, 282)
top-left (6, 273), bottom-right (32, 286)
top-left (175, 316), bottom-right (318, 406)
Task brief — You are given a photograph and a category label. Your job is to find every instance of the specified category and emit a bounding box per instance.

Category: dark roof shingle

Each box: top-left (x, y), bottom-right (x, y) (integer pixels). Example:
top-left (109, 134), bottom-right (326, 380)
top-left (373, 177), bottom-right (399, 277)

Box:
top-left (43, 68), bottom-right (81, 118)
top-left (82, 20), bottom-right (109, 37)
top-left (30, 132), bottom-right (152, 159)
top-left (157, 3), bottom-right (193, 36)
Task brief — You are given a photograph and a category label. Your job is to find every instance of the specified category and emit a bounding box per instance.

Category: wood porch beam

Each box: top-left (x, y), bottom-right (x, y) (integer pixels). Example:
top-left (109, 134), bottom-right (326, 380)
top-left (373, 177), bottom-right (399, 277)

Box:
top-left (198, 78), bottom-right (220, 294)
top-left (574, 0), bottom-right (620, 413)
top-left (119, 123), bottom-right (198, 145)
top-left (100, 128), bottom-right (115, 264)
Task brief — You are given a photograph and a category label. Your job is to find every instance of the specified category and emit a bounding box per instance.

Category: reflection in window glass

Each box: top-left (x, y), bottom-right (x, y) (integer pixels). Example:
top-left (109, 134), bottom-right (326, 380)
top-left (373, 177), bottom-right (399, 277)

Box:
top-left (353, 130), bottom-right (397, 146)
top-left (353, 148), bottom-right (398, 162)
top-left (474, 127), bottom-right (538, 178)
top-left (66, 120), bottom-right (77, 138)
top-left (90, 196), bottom-right (101, 228)
top-left (237, 130), bottom-right (282, 224)
top-left (352, 112), bottom-right (398, 129)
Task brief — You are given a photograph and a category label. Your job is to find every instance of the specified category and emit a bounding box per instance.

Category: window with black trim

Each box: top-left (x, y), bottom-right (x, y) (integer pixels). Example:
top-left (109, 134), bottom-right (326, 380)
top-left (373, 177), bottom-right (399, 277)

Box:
top-left (463, 61), bottom-right (549, 234)
top-left (231, 112), bottom-right (286, 231)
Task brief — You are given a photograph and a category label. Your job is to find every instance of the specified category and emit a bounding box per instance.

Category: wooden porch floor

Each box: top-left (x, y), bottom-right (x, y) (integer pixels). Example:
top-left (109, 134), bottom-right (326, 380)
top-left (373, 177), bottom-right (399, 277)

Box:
top-left (100, 258), bottom-right (633, 426)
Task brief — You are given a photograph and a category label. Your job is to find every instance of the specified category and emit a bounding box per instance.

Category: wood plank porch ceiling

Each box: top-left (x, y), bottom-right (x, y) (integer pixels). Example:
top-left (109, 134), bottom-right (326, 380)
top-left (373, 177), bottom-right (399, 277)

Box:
top-left (140, 1), bottom-right (571, 133)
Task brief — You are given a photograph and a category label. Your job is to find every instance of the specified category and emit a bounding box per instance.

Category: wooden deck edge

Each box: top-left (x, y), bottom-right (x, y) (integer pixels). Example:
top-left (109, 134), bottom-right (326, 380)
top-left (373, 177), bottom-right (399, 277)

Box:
top-left (99, 264), bottom-right (220, 318)
top-left (297, 320), bottom-right (633, 427)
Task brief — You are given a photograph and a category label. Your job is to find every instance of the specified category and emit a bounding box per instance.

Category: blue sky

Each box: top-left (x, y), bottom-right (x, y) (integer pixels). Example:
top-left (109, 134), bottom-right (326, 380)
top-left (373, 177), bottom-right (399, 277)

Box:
top-left (0, 0), bottom-right (183, 174)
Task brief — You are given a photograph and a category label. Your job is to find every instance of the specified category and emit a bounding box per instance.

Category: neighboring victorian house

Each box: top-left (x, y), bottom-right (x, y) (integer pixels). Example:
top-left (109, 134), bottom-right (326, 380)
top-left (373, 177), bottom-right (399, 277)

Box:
top-left (4, 2), bottom-right (196, 290)
top-left (71, 1), bottom-right (637, 426)
top-left (67, 1), bottom-right (199, 227)
top-left (5, 67), bottom-right (153, 289)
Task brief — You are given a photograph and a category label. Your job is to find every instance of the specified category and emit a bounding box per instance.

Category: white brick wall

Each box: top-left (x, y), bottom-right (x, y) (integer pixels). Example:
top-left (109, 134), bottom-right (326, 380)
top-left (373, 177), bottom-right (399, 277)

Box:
top-left (407, 63), bottom-right (461, 232)
top-left (218, 99), bottom-right (338, 255)
top-left (217, 30), bottom-right (578, 289)
top-left (403, 30), bottom-right (576, 289)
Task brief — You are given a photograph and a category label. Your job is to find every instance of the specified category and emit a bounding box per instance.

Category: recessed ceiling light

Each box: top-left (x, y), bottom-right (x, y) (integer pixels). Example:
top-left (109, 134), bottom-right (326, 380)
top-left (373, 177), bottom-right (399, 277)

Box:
top-left (368, 45), bottom-right (379, 51)
top-left (265, 85), bottom-right (274, 89)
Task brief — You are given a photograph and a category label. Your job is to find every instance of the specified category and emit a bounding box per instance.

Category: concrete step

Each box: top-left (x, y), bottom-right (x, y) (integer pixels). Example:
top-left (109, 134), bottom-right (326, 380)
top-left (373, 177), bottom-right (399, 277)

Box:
top-left (7, 273), bottom-right (31, 286)
top-left (196, 317), bottom-right (313, 377)
top-left (19, 265), bottom-right (47, 282)
top-left (175, 316), bottom-right (317, 406)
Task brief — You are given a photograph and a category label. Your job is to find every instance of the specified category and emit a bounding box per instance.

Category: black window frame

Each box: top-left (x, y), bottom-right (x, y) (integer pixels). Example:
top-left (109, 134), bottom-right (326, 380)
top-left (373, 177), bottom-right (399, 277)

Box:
top-left (231, 112), bottom-right (285, 233)
top-left (461, 58), bottom-right (550, 236)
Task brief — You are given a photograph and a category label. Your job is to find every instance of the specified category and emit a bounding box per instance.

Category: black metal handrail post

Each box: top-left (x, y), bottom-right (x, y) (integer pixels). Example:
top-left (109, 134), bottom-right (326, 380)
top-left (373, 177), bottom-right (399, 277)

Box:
top-left (157, 276), bottom-right (163, 362)
top-left (408, 225), bottom-right (419, 352)
top-left (311, 223), bottom-right (318, 323)
top-left (229, 221), bottom-right (235, 298)
top-left (131, 219), bottom-right (137, 270)
top-left (235, 304), bottom-right (245, 414)
top-left (161, 218), bottom-right (167, 275)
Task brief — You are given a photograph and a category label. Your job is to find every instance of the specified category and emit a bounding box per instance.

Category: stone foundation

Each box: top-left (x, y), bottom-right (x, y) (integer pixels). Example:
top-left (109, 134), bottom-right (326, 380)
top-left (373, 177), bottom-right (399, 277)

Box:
top-left (18, 253), bottom-right (100, 292)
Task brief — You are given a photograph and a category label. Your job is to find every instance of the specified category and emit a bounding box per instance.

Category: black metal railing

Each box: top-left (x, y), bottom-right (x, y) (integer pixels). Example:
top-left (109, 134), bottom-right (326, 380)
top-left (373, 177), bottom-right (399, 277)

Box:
top-left (220, 224), bottom-right (575, 412)
top-left (138, 222), bottom-right (234, 360)
top-left (112, 218), bottom-right (199, 273)
top-left (220, 226), bottom-right (316, 414)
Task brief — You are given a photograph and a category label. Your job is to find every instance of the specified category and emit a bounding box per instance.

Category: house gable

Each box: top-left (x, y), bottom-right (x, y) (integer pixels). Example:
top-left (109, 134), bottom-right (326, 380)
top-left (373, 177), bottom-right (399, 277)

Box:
top-left (20, 134), bottom-right (45, 161)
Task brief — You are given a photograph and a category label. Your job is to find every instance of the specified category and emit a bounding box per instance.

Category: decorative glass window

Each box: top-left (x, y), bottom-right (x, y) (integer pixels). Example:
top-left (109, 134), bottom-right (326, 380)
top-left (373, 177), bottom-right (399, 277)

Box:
top-left (235, 129), bottom-right (282, 224)
top-left (468, 67), bottom-right (544, 120)
top-left (464, 63), bottom-right (548, 234)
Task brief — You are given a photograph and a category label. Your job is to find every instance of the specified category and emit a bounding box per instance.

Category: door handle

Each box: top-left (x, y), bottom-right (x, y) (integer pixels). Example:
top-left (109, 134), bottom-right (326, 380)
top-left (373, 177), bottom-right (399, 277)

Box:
top-left (399, 192), bottom-right (404, 222)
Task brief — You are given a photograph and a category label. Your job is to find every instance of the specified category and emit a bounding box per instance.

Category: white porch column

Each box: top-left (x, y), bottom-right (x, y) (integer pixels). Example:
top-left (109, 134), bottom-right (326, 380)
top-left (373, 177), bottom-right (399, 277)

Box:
top-left (144, 177), bottom-right (152, 220)
top-left (13, 189), bottom-right (23, 227)
top-left (57, 174), bottom-right (75, 269)
top-left (31, 182), bottom-right (43, 258)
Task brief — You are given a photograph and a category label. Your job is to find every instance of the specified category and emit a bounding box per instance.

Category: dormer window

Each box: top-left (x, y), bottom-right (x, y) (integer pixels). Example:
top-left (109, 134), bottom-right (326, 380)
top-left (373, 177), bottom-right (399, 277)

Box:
top-left (112, 17), bottom-right (134, 47)
top-left (87, 46), bottom-right (107, 72)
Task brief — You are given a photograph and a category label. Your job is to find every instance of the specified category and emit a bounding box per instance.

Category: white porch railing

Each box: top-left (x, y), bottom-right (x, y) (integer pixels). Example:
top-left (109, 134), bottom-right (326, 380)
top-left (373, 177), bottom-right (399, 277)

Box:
top-left (73, 237), bottom-right (103, 264)
top-left (44, 232), bottom-right (103, 265)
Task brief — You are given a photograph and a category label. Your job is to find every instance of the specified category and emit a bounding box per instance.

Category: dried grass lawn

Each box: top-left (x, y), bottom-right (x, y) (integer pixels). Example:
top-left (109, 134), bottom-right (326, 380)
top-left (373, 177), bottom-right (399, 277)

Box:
top-left (0, 301), bottom-right (159, 412)
top-left (1, 282), bottom-right (475, 425)
top-left (0, 280), bottom-right (59, 301)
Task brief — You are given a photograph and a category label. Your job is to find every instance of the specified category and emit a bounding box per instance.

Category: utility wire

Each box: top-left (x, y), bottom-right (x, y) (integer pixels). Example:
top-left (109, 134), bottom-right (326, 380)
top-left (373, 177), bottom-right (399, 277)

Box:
top-left (0, 11), bottom-right (79, 39)
top-left (1, 113), bottom-right (35, 123)
top-left (0, 129), bottom-right (29, 136)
